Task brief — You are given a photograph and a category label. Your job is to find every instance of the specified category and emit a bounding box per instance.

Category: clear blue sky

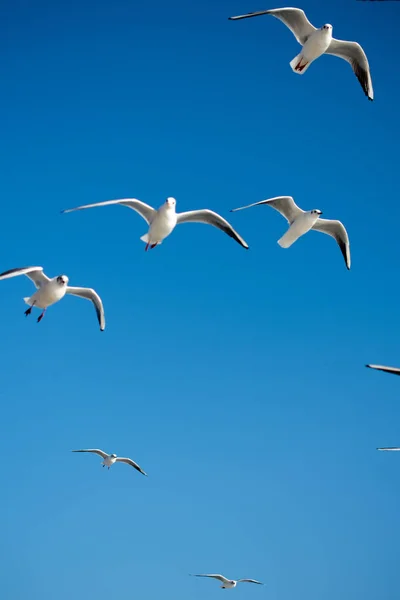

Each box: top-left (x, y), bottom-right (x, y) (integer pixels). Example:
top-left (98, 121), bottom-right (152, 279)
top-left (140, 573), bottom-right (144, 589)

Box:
top-left (1, 0), bottom-right (399, 598)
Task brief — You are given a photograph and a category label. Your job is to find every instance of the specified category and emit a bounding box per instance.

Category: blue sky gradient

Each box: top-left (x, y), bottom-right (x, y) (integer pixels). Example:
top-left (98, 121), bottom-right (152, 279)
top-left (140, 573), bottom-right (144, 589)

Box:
top-left (1, 0), bottom-right (400, 598)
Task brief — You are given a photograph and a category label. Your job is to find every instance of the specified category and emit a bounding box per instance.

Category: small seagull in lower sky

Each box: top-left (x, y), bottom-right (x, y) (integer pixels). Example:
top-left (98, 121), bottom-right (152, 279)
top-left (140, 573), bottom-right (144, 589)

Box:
top-left (366, 364), bottom-right (400, 376)
top-left (62, 196), bottom-right (249, 251)
top-left (0, 266), bottom-right (105, 330)
top-left (72, 449), bottom-right (147, 475)
top-left (190, 574), bottom-right (263, 589)
top-left (231, 196), bottom-right (350, 269)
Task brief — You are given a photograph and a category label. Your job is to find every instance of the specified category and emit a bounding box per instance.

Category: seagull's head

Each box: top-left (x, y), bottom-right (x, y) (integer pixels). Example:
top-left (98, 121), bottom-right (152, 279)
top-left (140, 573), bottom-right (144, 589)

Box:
top-left (56, 275), bottom-right (69, 285)
top-left (165, 197), bottom-right (176, 209)
top-left (110, 453), bottom-right (117, 458)
top-left (321, 24), bottom-right (332, 31)
top-left (311, 209), bottom-right (323, 216)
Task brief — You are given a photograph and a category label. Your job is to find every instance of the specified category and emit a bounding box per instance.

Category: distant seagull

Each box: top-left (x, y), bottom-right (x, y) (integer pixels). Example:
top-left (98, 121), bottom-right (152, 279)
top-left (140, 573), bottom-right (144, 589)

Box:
top-left (228, 7), bottom-right (373, 100)
top-left (0, 266), bottom-right (105, 330)
top-left (192, 575), bottom-right (264, 590)
top-left (62, 197), bottom-right (249, 251)
top-left (190, 574), bottom-right (263, 589)
top-left (72, 449), bottom-right (147, 475)
top-left (366, 364), bottom-right (400, 376)
top-left (231, 196), bottom-right (350, 269)
top-left (377, 447), bottom-right (400, 452)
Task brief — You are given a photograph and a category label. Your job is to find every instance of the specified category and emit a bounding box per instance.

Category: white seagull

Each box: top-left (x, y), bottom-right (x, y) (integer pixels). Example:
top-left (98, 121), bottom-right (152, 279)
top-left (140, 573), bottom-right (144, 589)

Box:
top-left (72, 449), bottom-right (147, 475)
top-left (229, 7), bottom-right (373, 100)
top-left (377, 447), bottom-right (400, 452)
top-left (366, 364), bottom-right (400, 376)
top-left (190, 574), bottom-right (263, 589)
top-left (62, 197), bottom-right (249, 251)
top-left (231, 196), bottom-right (350, 269)
top-left (0, 266), bottom-right (105, 330)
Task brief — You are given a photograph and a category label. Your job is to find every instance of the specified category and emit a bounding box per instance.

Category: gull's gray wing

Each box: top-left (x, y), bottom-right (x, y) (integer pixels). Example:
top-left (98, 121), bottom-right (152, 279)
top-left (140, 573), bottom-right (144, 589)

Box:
top-left (61, 198), bottom-right (156, 225)
top-left (366, 364), bottom-right (400, 376)
top-left (190, 574), bottom-right (230, 584)
top-left (72, 449), bottom-right (108, 458)
top-left (66, 286), bottom-right (105, 331)
top-left (325, 38), bottom-right (373, 101)
top-left (238, 579), bottom-right (264, 585)
top-left (0, 266), bottom-right (50, 289)
top-left (176, 210), bottom-right (249, 249)
top-left (377, 447), bottom-right (400, 452)
top-left (229, 7), bottom-right (317, 45)
top-left (312, 218), bottom-right (351, 270)
top-left (231, 196), bottom-right (303, 225)
top-left (115, 457), bottom-right (148, 476)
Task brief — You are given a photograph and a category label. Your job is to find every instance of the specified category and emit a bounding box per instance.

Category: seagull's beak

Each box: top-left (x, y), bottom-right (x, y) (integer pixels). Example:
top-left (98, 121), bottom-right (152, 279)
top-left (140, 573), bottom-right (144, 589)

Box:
top-left (318, 211), bottom-right (323, 215)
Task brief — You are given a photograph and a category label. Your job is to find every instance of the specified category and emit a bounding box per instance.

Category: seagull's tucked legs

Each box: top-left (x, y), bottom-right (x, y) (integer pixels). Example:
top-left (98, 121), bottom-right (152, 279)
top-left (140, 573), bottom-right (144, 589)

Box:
top-left (294, 57), bottom-right (308, 72)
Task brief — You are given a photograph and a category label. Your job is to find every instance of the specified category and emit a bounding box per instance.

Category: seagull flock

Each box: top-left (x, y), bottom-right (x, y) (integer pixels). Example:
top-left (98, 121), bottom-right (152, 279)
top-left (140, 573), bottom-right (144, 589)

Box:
top-left (2, 5), bottom-right (396, 592)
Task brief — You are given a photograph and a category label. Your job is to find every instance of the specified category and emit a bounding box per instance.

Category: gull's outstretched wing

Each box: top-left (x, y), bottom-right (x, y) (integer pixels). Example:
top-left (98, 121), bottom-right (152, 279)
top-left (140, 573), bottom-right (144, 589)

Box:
top-left (66, 286), bottom-right (105, 331)
top-left (62, 199), bottom-right (156, 225)
top-left (231, 196), bottom-right (303, 225)
top-left (325, 38), bottom-right (373, 101)
top-left (0, 266), bottom-right (50, 289)
top-left (190, 574), bottom-right (230, 584)
top-left (115, 457), bottom-right (148, 476)
top-left (366, 364), bottom-right (400, 376)
top-left (377, 447), bottom-right (400, 452)
top-left (312, 218), bottom-right (351, 270)
top-left (229, 7), bottom-right (317, 45)
top-left (72, 449), bottom-right (108, 458)
top-left (177, 210), bottom-right (249, 249)
top-left (238, 579), bottom-right (264, 585)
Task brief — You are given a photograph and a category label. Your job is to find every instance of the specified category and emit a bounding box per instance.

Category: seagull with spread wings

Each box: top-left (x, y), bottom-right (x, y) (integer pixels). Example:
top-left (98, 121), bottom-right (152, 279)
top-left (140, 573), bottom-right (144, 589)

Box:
top-left (62, 197), bottom-right (248, 251)
top-left (231, 196), bottom-right (350, 269)
top-left (229, 7), bottom-right (373, 100)
top-left (0, 266), bottom-right (105, 330)
top-left (190, 574), bottom-right (263, 589)
top-left (72, 449), bottom-right (147, 475)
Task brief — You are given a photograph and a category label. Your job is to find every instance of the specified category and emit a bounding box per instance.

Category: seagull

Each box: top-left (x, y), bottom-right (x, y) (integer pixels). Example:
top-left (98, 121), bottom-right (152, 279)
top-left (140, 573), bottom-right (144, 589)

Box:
top-left (72, 449), bottom-right (147, 475)
top-left (61, 197), bottom-right (249, 251)
top-left (231, 196), bottom-right (350, 269)
top-left (190, 574), bottom-right (263, 589)
top-left (377, 447), bottom-right (400, 452)
top-left (0, 266), bottom-right (105, 330)
top-left (228, 7), bottom-right (373, 100)
top-left (366, 364), bottom-right (400, 376)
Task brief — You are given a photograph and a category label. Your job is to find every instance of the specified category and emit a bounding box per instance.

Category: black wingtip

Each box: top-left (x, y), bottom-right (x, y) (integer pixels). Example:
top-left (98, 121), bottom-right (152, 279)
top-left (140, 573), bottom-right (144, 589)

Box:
top-left (366, 364), bottom-right (371, 369)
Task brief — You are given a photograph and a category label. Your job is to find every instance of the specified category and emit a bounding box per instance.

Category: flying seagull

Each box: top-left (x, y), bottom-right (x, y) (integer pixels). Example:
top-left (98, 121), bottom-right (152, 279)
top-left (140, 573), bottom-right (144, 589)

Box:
top-left (72, 449), bottom-right (147, 475)
top-left (377, 447), bottom-right (400, 452)
top-left (62, 197), bottom-right (249, 250)
top-left (228, 7), bottom-right (373, 100)
top-left (231, 196), bottom-right (350, 269)
top-left (190, 574), bottom-right (263, 589)
top-left (366, 364), bottom-right (400, 376)
top-left (0, 266), bottom-right (105, 330)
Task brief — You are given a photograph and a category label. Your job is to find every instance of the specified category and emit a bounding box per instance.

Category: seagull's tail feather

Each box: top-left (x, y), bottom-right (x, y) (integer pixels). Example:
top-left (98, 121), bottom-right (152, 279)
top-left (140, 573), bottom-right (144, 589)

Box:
top-left (140, 234), bottom-right (150, 243)
top-left (277, 228), bottom-right (301, 249)
top-left (290, 53), bottom-right (311, 74)
top-left (23, 297), bottom-right (32, 305)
